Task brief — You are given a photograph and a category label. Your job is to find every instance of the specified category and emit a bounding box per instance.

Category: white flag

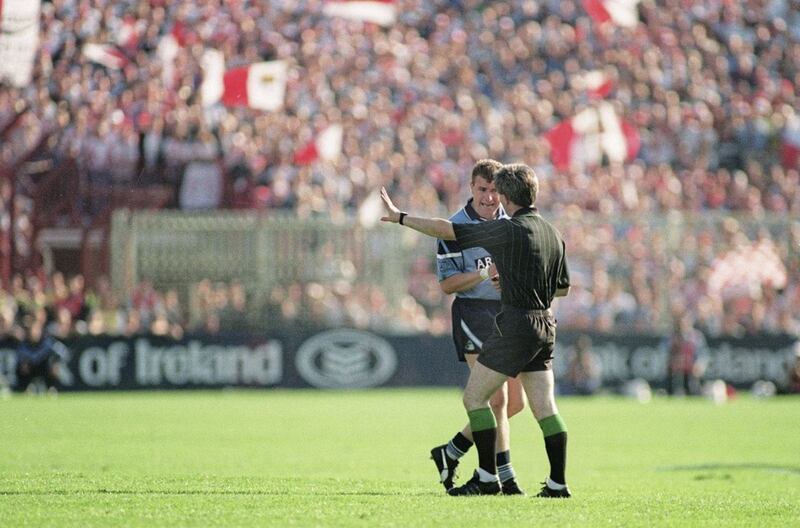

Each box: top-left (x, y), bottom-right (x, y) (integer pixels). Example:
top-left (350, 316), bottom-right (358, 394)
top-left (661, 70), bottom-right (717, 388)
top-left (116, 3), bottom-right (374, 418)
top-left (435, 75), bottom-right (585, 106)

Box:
top-left (82, 43), bottom-right (127, 70)
top-left (0, 0), bottom-right (41, 87)
top-left (323, 0), bottom-right (397, 27)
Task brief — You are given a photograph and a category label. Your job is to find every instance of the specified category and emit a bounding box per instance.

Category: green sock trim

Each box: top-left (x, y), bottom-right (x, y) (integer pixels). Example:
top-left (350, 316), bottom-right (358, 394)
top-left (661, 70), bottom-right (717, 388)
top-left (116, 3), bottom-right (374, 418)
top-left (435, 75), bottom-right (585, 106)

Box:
top-left (538, 414), bottom-right (567, 437)
top-left (468, 408), bottom-right (497, 433)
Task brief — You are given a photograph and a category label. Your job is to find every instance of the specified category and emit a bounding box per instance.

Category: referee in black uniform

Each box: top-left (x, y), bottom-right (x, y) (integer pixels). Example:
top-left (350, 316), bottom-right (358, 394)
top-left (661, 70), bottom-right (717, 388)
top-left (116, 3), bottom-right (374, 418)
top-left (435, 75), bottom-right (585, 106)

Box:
top-left (381, 163), bottom-right (571, 497)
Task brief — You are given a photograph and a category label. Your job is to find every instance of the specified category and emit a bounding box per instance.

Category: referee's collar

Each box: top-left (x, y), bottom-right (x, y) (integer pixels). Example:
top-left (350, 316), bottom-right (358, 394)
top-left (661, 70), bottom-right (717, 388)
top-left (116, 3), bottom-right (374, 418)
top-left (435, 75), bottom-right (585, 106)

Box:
top-left (511, 206), bottom-right (538, 218)
top-left (465, 199), bottom-right (503, 221)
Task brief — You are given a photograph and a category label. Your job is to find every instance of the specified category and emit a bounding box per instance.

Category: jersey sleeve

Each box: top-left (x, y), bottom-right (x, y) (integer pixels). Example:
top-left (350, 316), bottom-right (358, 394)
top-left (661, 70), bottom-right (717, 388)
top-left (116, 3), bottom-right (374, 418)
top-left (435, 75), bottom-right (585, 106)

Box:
top-left (452, 219), bottom-right (509, 251)
top-left (557, 240), bottom-right (571, 290)
top-left (436, 239), bottom-right (464, 281)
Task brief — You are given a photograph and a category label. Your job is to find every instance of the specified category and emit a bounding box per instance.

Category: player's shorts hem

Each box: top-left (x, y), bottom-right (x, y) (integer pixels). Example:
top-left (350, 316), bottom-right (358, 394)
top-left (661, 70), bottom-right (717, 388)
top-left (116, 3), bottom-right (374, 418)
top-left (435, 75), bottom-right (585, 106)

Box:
top-left (476, 354), bottom-right (517, 377)
top-left (451, 298), bottom-right (500, 362)
top-left (478, 348), bottom-right (553, 377)
top-left (477, 310), bottom-right (556, 376)
top-left (456, 350), bottom-right (479, 362)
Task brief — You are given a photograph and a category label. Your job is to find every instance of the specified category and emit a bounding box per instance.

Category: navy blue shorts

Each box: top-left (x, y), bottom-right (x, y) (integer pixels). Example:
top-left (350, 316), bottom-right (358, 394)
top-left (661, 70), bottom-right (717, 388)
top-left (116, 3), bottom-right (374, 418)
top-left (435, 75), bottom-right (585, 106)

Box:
top-left (451, 298), bottom-right (502, 362)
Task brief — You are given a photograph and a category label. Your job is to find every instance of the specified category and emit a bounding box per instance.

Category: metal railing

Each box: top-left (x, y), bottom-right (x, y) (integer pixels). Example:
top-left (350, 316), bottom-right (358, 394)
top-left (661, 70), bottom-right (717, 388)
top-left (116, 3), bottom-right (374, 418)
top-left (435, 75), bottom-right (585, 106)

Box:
top-left (111, 209), bottom-right (409, 307)
top-left (110, 208), bottom-right (800, 332)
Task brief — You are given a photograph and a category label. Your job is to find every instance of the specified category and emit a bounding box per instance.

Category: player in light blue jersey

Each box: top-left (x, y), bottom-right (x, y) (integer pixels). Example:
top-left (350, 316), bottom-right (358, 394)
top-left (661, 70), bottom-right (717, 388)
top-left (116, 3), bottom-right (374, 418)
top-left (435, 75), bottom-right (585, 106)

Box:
top-left (429, 159), bottom-right (527, 495)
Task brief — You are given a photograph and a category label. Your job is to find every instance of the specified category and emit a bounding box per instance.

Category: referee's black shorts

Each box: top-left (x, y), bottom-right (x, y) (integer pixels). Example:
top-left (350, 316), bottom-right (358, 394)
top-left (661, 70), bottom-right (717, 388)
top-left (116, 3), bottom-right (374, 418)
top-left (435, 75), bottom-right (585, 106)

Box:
top-left (478, 305), bottom-right (556, 377)
top-left (451, 297), bottom-right (502, 362)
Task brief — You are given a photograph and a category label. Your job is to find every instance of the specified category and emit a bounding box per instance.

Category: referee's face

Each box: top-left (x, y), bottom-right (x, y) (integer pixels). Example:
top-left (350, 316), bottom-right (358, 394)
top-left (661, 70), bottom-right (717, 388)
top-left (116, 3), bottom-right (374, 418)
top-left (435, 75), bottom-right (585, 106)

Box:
top-left (470, 176), bottom-right (499, 220)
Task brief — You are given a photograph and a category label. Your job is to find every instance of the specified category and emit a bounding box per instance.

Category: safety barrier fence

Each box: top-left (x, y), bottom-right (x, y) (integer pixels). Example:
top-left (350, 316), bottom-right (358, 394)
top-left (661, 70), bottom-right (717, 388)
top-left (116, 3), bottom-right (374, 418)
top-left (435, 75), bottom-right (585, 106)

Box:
top-left (110, 209), bottom-right (800, 333)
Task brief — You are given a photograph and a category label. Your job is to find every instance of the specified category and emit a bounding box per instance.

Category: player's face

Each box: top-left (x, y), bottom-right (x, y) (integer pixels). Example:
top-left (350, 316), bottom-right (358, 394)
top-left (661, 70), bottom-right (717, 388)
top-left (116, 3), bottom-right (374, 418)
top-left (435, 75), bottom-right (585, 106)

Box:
top-left (470, 176), bottom-right (499, 220)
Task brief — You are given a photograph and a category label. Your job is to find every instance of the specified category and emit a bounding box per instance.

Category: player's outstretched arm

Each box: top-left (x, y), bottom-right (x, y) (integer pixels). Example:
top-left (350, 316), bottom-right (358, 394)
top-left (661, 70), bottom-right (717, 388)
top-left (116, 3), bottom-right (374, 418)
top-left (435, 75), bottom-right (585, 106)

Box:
top-left (380, 187), bottom-right (456, 240)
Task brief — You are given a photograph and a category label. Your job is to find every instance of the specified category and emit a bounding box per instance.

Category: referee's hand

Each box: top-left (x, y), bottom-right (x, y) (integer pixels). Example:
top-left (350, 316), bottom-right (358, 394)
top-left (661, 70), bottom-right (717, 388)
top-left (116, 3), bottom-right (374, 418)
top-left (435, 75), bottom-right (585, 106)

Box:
top-left (380, 187), bottom-right (402, 223)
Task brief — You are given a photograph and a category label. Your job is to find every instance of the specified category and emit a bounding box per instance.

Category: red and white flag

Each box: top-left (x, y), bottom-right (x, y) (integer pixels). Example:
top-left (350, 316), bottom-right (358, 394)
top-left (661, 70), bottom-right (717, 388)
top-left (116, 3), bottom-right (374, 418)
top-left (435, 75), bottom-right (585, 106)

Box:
top-left (82, 43), bottom-right (128, 70)
top-left (0, 0), bottom-right (41, 87)
top-left (201, 50), bottom-right (288, 111)
top-left (708, 239), bottom-right (787, 300)
top-left (583, 0), bottom-right (640, 28)
top-left (781, 112), bottom-right (800, 169)
top-left (597, 103), bottom-right (639, 164)
top-left (156, 24), bottom-right (191, 88)
top-left (574, 70), bottom-right (615, 99)
top-left (544, 103), bottom-right (640, 171)
top-left (294, 125), bottom-right (344, 165)
top-left (115, 14), bottom-right (141, 50)
top-left (322, 0), bottom-right (397, 27)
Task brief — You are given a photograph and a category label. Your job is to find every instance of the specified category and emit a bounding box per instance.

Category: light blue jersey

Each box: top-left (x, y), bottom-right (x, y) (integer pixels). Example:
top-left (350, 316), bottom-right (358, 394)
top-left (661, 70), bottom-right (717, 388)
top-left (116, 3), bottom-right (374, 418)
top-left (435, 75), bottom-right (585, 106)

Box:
top-left (436, 199), bottom-right (505, 301)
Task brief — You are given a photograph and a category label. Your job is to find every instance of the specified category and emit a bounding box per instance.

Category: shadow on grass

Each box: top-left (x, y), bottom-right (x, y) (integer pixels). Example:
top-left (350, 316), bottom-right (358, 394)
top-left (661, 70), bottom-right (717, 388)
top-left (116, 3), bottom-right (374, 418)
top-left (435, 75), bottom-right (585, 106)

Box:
top-left (0, 489), bottom-right (436, 497)
top-left (659, 463), bottom-right (800, 476)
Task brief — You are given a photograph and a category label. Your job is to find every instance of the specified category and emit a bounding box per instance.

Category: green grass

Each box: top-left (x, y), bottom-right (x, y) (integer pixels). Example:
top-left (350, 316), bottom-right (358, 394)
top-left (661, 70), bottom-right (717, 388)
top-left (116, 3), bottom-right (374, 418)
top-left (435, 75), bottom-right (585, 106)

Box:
top-left (1, 390), bottom-right (799, 527)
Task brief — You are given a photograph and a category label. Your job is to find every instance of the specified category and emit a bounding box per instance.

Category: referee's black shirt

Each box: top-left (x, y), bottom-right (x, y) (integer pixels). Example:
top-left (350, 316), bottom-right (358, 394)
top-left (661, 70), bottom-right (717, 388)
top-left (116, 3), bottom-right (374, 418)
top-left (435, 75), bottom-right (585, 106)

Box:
top-left (452, 206), bottom-right (570, 310)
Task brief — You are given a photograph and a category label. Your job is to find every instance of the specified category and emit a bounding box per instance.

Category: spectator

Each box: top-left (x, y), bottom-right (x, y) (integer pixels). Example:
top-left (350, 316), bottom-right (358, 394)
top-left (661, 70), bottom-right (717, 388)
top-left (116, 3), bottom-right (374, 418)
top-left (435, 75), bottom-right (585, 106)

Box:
top-left (219, 282), bottom-right (249, 333)
top-left (788, 346), bottom-right (800, 394)
top-left (664, 315), bottom-right (709, 396)
top-left (561, 335), bottom-right (602, 396)
top-left (47, 306), bottom-right (75, 339)
top-left (15, 312), bottom-right (68, 394)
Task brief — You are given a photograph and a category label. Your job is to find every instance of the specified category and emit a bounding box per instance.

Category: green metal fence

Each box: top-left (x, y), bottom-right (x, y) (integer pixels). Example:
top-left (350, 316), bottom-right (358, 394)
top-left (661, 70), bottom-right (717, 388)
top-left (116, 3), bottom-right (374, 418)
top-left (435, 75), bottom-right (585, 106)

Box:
top-left (110, 208), bottom-right (799, 332)
top-left (110, 209), bottom-right (410, 308)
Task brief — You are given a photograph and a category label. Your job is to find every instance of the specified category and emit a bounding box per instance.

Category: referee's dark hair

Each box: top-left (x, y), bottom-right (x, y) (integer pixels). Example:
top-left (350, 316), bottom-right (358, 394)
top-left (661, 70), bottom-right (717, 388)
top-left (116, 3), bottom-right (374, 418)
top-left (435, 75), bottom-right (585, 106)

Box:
top-left (494, 163), bottom-right (539, 207)
top-left (471, 159), bottom-right (503, 183)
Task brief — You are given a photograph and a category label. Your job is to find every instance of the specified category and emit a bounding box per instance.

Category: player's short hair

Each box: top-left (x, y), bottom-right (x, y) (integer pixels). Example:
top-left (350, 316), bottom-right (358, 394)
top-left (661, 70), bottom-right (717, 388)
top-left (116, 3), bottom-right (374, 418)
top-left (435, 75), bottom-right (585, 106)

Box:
top-left (471, 159), bottom-right (503, 183)
top-left (494, 163), bottom-right (539, 207)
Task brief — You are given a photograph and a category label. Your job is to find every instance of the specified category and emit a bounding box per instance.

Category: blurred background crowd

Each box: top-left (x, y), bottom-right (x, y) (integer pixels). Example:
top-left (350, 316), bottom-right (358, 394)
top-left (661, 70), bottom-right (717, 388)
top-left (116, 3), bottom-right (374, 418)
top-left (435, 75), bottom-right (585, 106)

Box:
top-left (2, 0), bottom-right (800, 340)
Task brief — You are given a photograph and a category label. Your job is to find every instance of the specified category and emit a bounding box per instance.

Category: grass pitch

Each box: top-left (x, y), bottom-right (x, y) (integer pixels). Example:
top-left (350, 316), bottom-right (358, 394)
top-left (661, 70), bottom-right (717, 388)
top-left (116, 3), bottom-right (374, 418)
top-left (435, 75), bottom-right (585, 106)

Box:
top-left (1, 389), bottom-right (799, 527)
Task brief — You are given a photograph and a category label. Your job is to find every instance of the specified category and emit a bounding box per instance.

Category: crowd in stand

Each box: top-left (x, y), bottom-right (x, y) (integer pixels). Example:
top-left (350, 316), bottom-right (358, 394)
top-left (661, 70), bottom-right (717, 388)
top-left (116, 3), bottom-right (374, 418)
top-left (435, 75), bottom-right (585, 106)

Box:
top-left (0, 273), bottom-right (245, 339)
top-left (0, 272), bottom-right (450, 339)
top-left (0, 273), bottom-right (176, 339)
top-left (2, 0), bottom-right (800, 337)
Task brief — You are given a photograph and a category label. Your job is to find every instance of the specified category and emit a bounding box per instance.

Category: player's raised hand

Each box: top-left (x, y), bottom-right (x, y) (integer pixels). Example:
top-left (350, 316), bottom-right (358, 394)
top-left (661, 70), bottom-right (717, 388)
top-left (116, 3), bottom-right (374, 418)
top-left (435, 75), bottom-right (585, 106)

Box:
top-left (380, 187), bottom-right (402, 223)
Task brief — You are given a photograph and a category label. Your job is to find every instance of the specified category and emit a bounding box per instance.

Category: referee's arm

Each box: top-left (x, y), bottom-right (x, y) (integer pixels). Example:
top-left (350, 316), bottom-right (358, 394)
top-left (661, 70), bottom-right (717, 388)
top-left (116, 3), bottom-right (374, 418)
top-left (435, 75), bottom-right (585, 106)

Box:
top-left (402, 216), bottom-right (456, 240)
top-left (380, 187), bottom-right (457, 240)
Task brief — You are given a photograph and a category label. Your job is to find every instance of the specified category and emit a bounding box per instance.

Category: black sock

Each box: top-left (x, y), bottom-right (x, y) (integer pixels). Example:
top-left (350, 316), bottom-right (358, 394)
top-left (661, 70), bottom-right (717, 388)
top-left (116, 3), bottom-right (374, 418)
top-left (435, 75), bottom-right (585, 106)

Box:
top-left (544, 432), bottom-right (567, 485)
top-left (452, 432), bottom-right (472, 452)
top-left (472, 428), bottom-right (497, 475)
top-left (496, 450), bottom-right (516, 482)
top-left (468, 408), bottom-right (497, 476)
top-left (538, 414), bottom-right (568, 485)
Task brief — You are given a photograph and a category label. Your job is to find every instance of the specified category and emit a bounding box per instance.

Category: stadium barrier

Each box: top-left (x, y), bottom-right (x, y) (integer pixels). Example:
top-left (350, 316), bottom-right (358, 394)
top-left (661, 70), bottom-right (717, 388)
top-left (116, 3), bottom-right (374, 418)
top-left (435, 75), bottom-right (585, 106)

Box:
top-left (0, 329), bottom-right (796, 392)
top-left (109, 209), bottom-right (799, 333)
top-left (110, 209), bottom-right (410, 310)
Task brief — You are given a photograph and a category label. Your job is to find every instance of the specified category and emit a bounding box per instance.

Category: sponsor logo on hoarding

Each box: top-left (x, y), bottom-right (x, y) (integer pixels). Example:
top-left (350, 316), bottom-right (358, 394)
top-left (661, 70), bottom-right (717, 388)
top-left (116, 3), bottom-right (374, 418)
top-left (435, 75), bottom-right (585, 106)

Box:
top-left (295, 329), bottom-right (397, 388)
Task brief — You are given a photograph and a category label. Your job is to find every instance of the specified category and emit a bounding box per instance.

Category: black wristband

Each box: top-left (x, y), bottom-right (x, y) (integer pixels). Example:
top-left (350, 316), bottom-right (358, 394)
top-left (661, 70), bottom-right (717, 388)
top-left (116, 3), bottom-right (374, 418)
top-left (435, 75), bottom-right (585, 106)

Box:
top-left (398, 212), bottom-right (407, 225)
